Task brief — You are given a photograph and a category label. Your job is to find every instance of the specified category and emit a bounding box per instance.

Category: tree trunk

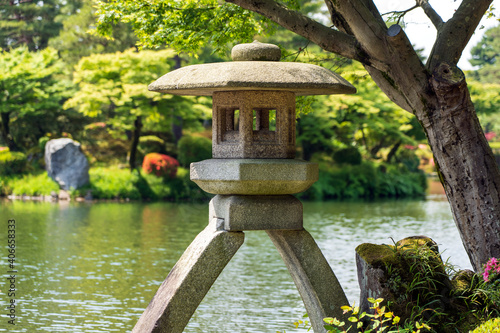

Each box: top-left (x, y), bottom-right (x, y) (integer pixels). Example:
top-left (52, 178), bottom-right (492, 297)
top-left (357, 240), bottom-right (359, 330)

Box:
top-left (0, 111), bottom-right (20, 152)
top-left (386, 140), bottom-right (401, 163)
top-left (372, 60), bottom-right (500, 272)
top-left (129, 115), bottom-right (143, 170)
top-left (417, 64), bottom-right (500, 271)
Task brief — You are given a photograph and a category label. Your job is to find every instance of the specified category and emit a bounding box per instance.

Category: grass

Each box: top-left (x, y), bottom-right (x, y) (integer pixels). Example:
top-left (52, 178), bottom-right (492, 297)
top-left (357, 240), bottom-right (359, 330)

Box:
top-left (1, 166), bottom-right (210, 202)
top-left (1, 171), bottom-right (59, 196)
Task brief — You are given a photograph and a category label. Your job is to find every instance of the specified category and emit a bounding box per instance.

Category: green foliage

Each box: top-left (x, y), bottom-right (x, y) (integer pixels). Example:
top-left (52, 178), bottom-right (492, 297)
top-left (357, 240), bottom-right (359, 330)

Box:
top-left (353, 241), bottom-right (499, 333)
top-left (69, 166), bottom-right (209, 201)
top-left (49, 0), bottom-right (137, 65)
top-left (0, 150), bottom-right (27, 175)
top-left (467, 79), bottom-right (500, 134)
top-left (38, 136), bottom-right (50, 151)
top-left (138, 135), bottom-right (166, 157)
top-left (279, 298), bottom-right (430, 333)
top-left (0, 0), bottom-right (68, 51)
top-left (177, 135), bottom-right (212, 167)
top-left (0, 47), bottom-right (77, 150)
top-left (297, 63), bottom-right (420, 162)
top-left (333, 147), bottom-right (362, 165)
top-left (299, 161), bottom-right (426, 201)
top-left (65, 49), bottom-right (211, 165)
top-left (471, 25), bottom-right (500, 67)
top-left (470, 24), bottom-right (500, 83)
top-left (94, 0), bottom-right (266, 55)
top-left (2, 172), bottom-right (59, 196)
top-left (78, 167), bottom-right (146, 200)
top-left (471, 318), bottom-right (500, 333)
top-left (323, 298), bottom-right (430, 333)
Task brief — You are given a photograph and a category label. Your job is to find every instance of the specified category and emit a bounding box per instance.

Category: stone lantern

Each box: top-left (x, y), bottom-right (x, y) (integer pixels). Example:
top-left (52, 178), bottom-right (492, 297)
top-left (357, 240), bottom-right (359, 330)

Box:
top-left (134, 41), bottom-right (356, 333)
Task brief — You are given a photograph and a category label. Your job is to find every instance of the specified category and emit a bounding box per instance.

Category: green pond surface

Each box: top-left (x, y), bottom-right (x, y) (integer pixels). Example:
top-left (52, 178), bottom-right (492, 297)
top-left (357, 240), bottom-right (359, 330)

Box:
top-left (0, 195), bottom-right (470, 332)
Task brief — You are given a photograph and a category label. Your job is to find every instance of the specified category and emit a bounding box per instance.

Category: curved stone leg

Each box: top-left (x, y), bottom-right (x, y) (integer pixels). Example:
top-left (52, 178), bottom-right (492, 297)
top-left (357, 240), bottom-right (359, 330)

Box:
top-left (133, 219), bottom-right (244, 333)
top-left (267, 229), bottom-right (350, 333)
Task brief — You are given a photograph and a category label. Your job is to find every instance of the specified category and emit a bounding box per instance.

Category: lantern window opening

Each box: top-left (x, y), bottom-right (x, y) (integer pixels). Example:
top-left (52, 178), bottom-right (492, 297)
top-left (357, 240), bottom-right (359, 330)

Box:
top-left (253, 108), bottom-right (277, 132)
top-left (221, 107), bottom-right (240, 142)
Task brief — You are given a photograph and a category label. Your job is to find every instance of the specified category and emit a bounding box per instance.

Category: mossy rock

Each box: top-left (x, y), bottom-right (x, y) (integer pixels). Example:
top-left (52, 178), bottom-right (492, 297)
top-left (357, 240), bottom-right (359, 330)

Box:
top-left (451, 269), bottom-right (476, 295)
top-left (356, 236), bottom-right (462, 331)
top-left (355, 243), bottom-right (398, 269)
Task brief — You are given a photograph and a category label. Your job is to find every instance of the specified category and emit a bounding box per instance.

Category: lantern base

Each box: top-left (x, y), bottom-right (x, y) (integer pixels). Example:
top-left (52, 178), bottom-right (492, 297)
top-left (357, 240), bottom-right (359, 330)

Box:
top-left (190, 158), bottom-right (318, 195)
top-left (209, 194), bottom-right (303, 231)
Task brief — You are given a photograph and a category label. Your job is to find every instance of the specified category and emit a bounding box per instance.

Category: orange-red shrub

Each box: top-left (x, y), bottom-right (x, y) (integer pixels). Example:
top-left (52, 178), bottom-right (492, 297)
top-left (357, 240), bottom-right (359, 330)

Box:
top-left (142, 153), bottom-right (179, 178)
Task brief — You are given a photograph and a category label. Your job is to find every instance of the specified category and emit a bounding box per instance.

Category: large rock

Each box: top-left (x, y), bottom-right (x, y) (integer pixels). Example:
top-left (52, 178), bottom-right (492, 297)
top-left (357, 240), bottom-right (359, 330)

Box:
top-left (45, 138), bottom-right (89, 190)
top-left (355, 236), bottom-right (450, 317)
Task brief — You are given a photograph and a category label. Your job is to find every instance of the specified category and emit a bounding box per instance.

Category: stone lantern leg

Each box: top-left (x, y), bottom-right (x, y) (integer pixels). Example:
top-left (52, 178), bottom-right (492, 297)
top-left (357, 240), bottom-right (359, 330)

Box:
top-left (133, 41), bottom-right (357, 333)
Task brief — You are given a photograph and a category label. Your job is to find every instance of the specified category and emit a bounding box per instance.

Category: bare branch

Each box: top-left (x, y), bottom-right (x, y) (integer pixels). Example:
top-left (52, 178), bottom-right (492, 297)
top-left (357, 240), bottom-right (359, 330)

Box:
top-left (382, 5), bottom-right (418, 25)
top-left (225, 0), bottom-right (374, 65)
top-left (416, 0), bottom-right (444, 30)
top-left (428, 0), bottom-right (493, 70)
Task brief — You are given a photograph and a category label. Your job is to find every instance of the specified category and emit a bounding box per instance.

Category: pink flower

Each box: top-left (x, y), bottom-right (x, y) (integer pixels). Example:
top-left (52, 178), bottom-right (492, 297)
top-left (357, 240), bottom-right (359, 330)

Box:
top-left (483, 257), bottom-right (500, 283)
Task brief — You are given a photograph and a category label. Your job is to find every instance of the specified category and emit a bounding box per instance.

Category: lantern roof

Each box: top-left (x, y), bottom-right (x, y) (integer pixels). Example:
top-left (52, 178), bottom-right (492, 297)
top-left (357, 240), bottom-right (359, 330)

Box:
top-left (148, 41), bottom-right (356, 96)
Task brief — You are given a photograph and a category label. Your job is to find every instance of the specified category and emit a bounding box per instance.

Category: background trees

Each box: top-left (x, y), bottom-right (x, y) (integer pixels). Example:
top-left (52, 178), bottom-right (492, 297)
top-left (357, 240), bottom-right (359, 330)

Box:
top-left (0, 0), bottom-right (77, 51)
top-left (64, 49), bottom-right (211, 170)
top-left (470, 24), bottom-right (500, 83)
top-left (0, 47), bottom-right (76, 152)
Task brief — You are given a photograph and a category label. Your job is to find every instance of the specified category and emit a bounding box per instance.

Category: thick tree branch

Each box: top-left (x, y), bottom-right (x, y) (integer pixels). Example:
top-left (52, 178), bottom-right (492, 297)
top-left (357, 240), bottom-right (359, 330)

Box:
top-left (428, 0), bottom-right (493, 71)
top-left (357, 0), bottom-right (385, 24)
top-left (416, 0), bottom-right (443, 30)
top-left (225, 0), bottom-right (375, 66)
top-left (324, 0), bottom-right (389, 65)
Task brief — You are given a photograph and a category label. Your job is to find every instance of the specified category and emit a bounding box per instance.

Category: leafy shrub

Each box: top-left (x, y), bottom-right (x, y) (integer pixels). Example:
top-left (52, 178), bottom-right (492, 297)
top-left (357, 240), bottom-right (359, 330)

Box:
top-left (177, 135), bottom-right (212, 167)
top-left (333, 147), bottom-right (362, 165)
top-left (138, 135), bottom-right (166, 157)
top-left (167, 167), bottom-right (211, 201)
top-left (2, 172), bottom-right (59, 195)
top-left (142, 153), bottom-right (179, 178)
top-left (83, 167), bottom-right (143, 200)
top-left (70, 166), bottom-right (209, 201)
top-left (39, 136), bottom-right (50, 151)
top-left (472, 318), bottom-right (500, 333)
top-left (324, 297), bottom-right (430, 333)
top-left (299, 161), bottom-right (427, 200)
top-left (0, 150), bottom-right (27, 175)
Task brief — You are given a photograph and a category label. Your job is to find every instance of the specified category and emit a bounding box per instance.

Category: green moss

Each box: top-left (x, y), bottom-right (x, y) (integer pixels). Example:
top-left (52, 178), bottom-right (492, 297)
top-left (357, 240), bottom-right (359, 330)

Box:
top-left (356, 243), bottom-right (397, 268)
top-left (396, 236), bottom-right (439, 254)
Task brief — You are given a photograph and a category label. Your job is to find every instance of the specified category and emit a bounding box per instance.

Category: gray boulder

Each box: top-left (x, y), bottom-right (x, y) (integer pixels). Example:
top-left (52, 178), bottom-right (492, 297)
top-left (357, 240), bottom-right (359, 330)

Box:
top-left (45, 138), bottom-right (89, 190)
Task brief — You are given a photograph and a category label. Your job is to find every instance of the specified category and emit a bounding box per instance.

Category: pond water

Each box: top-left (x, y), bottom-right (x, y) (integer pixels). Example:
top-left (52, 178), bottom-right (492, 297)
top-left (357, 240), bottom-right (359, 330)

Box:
top-left (0, 195), bottom-right (470, 332)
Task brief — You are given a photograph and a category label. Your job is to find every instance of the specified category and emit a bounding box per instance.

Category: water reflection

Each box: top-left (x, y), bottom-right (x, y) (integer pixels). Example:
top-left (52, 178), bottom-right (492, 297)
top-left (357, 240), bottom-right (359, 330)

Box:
top-left (0, 196), bottom-right (468, 332)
